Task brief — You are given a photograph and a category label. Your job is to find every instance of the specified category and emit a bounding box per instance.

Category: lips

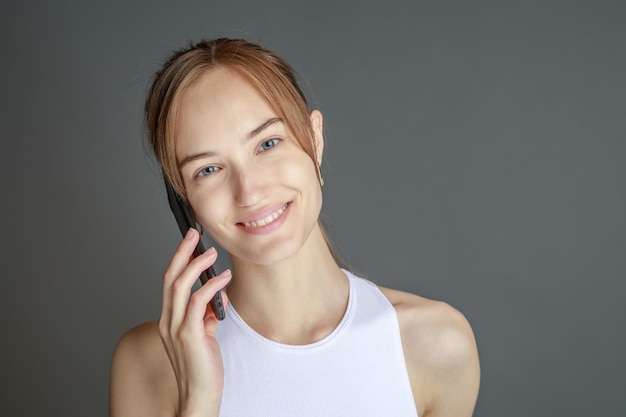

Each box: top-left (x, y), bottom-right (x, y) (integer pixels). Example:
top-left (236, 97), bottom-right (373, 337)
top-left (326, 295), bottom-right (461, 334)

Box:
top-left (238, 203), bottom-right (290, 228)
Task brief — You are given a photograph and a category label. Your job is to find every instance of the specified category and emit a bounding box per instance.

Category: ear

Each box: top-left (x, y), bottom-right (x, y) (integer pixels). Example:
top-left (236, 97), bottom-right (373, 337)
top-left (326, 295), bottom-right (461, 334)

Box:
top-left (310, 110), bottom-right (324, 165)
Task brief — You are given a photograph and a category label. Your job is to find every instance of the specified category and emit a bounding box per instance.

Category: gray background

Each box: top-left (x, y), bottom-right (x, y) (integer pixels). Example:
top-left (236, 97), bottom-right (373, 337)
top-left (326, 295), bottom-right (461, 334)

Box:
top-left (1, 1), bottom-right (624, 416)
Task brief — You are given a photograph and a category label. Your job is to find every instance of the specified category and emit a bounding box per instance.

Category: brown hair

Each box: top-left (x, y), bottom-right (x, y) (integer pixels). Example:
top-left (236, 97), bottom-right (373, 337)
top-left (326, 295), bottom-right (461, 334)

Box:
top-left (145, 38), bottom-right (318, 198)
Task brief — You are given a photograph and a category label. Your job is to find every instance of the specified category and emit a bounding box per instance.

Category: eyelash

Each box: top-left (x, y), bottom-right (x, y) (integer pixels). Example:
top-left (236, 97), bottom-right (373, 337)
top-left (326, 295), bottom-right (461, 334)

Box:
top-left (193, 138), bottom-right (281, 179)
top-left (195, 165), bottom-right (218, 178)
top-left (259, 137), bottom-right (280, 152)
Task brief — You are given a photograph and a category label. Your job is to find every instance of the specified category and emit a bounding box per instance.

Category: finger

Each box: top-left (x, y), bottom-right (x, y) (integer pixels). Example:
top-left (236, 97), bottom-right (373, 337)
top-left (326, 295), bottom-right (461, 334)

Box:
top-left (164, 228), bottom-right (200, 287)
top-left (161, 228), bottom-right (200, 324)
top-left (169, 247), bottom-right (219, 329)
top-left (220, 290), bottom-right (230, 311)
top-left (187, 269), bottom-right (232, 325)
top-left (203, 289), bottom-right (230, 334)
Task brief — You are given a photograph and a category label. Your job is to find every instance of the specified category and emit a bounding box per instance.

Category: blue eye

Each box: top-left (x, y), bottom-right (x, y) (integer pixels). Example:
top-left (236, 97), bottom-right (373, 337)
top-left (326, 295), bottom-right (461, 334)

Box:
top-left (196, 166), bottom-right (218, 177)
top-left (260, 138), bottom-right (279, 151)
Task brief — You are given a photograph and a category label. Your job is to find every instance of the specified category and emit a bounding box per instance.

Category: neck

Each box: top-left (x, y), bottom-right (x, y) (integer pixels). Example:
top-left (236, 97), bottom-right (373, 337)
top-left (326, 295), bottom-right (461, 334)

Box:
top-left (225, 225), bottom-right (349, 345)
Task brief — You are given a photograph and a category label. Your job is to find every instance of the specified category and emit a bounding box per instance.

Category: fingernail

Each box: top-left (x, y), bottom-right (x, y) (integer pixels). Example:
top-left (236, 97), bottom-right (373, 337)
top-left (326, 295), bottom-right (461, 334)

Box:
top-left (219, 270), bottom-right (232, 291)
top-left (204, 247), bottom-right (216, 257)
top-left (184, 228), bottom-right (195, 240)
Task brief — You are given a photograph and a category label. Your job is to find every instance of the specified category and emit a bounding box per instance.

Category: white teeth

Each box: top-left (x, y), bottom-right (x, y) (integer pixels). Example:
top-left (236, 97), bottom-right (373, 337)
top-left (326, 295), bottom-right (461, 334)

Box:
top-left (243, 205), bottom-right (287, 228)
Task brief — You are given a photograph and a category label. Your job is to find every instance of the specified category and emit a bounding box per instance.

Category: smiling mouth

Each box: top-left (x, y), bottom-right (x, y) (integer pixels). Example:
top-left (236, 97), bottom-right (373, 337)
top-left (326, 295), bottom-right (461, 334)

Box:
top-left (240, 203), bottom-right (289, 228)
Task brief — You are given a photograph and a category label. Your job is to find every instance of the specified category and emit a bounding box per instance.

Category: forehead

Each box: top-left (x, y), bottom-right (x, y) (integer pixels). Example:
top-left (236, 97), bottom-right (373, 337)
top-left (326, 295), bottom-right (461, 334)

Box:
top-left (179, 67), bottom-right (276, 127)
top-left (174, 68), bottom-right (279, 153)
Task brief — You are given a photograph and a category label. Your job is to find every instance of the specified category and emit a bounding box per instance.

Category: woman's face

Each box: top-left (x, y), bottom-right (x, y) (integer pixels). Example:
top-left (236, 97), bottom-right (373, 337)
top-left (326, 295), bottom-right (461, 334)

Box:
top-left (174, 67), bottom-right (324, 266)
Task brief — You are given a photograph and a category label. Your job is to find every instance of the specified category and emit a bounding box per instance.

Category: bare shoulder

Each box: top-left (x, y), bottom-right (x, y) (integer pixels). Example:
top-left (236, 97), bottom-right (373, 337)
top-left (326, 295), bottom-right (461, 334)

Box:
top-left (109, 321), bottom-right (177, 417)
top-left (378, 287), bottom-right (476, 364)
top-left (379, 287), bottom-right (480, 417)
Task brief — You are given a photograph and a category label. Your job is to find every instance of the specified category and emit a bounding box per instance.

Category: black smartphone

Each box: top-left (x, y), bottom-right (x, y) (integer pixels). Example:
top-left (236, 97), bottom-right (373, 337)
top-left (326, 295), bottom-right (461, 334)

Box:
top-left (165, 179), bottom-right (226, 320)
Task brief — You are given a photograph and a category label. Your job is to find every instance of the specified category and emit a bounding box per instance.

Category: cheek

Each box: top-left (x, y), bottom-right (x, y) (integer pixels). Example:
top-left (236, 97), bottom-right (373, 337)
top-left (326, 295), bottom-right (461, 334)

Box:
top-left (280, 153), bottom-right (318, 186)
top-left (284, 156), bottom-right (323, 212)
top-left (193, 204), bottom-right (233, 252)
top-left (188, 189), bottom-right (230, 230)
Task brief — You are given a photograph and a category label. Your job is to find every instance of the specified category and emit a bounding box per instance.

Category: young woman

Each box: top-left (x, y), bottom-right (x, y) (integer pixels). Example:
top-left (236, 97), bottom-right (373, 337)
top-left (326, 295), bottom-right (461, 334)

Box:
top-left (110, 38), bottom-right (480, 417)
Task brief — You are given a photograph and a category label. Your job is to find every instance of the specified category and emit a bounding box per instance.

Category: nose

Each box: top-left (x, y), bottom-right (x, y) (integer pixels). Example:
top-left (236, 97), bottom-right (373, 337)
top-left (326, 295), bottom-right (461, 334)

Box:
top-left (231, 164), bottom-right (266, 207)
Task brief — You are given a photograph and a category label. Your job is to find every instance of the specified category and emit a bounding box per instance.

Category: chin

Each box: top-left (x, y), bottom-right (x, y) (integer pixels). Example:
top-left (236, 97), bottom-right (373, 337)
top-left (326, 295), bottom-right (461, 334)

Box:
top-left (228, 220), bottom-right (321, 267)
top-left (230, 236), bottom-right (303, 267)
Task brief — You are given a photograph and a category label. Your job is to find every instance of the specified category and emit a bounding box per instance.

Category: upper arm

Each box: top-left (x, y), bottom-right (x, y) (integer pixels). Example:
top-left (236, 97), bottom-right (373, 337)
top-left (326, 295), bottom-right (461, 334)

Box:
top-left (109, 322), bottom-right (177, 417)
top-left (417, 304), bottom-right (480, 417)
top-left (382, 289), bottom-right (480, 417)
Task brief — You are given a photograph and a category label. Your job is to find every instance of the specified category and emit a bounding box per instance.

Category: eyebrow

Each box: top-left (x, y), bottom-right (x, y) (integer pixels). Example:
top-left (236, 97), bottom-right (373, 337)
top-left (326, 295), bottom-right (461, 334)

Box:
top-left (178, 150), bottom-right (218, 170)
top-left (178, 117), bottom-right (283, 170)
top-left (248, 117), bottom-right (282, 140)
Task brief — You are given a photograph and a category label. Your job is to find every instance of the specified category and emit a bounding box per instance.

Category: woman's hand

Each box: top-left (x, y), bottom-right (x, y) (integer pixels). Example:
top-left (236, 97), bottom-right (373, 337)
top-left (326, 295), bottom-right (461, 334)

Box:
top-left (159, 228), bottom-right (232, 417)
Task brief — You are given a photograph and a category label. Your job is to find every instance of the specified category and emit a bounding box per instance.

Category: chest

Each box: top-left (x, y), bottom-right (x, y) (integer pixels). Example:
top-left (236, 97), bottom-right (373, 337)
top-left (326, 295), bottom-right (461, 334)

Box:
top-left (217, 291), bottom-right (418, 417)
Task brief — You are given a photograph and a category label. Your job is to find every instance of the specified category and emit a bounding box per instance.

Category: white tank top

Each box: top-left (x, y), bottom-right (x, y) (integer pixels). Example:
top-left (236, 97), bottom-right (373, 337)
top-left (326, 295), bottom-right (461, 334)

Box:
top-left (216, 270), bottom-right (419, 417)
